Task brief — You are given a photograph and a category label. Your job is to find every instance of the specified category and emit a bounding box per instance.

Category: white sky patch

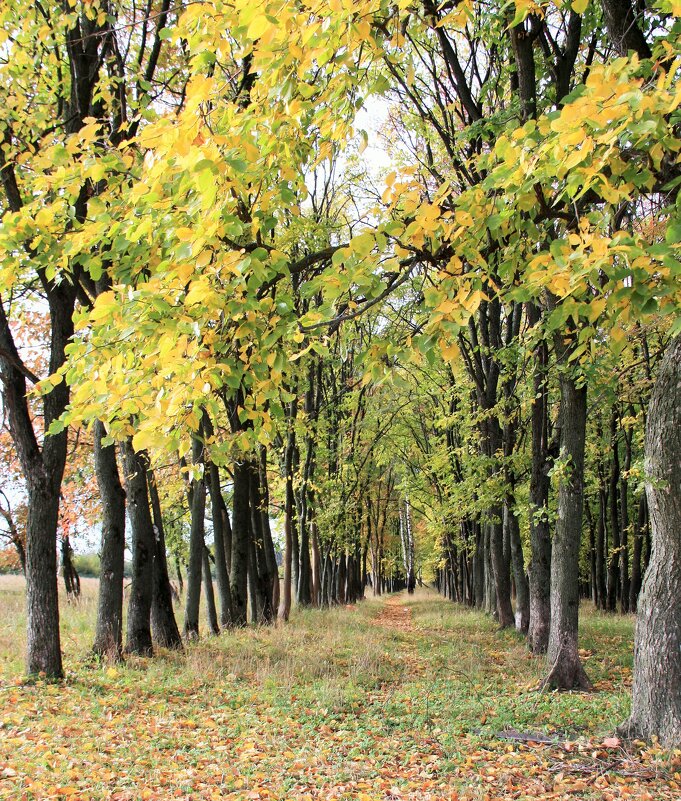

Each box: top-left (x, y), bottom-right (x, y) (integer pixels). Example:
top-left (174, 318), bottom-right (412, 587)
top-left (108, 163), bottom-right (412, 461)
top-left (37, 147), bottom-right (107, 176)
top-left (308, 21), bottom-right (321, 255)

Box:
top-left (355, 96), bottom-right (392, 176)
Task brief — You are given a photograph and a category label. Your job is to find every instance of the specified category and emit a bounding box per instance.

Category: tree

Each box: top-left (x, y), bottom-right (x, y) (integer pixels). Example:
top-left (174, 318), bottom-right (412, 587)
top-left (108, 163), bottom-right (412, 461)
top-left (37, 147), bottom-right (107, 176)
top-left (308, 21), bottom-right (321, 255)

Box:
top-left (620, 335), bottom-right (681, 745)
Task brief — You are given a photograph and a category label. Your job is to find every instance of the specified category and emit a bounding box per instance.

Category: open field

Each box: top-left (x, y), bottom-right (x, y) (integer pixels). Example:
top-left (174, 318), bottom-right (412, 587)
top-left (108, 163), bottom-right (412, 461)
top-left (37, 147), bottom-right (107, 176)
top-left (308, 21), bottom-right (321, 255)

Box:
top-left (0, 581), bottom-right (678, 800)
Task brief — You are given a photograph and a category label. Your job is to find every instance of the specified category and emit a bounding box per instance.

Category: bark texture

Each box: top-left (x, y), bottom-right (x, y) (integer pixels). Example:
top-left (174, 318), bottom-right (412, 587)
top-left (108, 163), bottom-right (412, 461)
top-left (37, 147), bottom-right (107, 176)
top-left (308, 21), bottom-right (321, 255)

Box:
top-left (184, 435), bottom-right (207, 639)
top-left (121, 440), bottom-right (154, 656)
top-left (147, 468), bottom-right (182, 649)
top-left (620, 335), bottom-right (681, 746)
top-left (527, 313), bottom-right (551, 654)
top-left (544, 371), bottom-right (591, 690)
top-left (230, 460), bottom-right (251, 626)
top-left (93, 421), bottom-right (126, 659)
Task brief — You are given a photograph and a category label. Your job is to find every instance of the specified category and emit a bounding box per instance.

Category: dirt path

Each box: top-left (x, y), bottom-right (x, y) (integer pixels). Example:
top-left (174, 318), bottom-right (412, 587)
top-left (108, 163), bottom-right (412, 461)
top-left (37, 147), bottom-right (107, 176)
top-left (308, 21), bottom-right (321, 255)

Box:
top-left (371, 594), bottom-right (415, 633)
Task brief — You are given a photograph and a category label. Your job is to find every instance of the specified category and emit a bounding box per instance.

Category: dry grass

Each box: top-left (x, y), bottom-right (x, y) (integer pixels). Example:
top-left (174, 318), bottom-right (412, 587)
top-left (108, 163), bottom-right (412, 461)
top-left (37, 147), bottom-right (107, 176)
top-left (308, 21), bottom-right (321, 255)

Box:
top-left (1, 582), bottom-right (675, 801)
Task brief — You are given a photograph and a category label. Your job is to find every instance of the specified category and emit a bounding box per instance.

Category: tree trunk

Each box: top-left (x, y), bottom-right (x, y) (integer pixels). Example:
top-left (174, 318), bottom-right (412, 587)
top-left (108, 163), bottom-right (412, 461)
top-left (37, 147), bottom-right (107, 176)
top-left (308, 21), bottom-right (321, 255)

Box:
top-left (620, 426), bottom-right (632, 613)
top-left (619, 335), bottom-right (681, 747)
top-left (259, 448), bottom-right (280, 613)
top-left (585, 499), bottom-right (598, 606)
top-left (203, 547), bottom-right (219, 635)
top-left (607, 409), bottom-right (621, 611)
top-left (205, 416), bottom-right (233, 627)
top-left (473, 523), bottom-right (485, 608)
top-left (93, 420), bottom-right (126, 659)
top-left (25, 480), bottom-right (63, 676)
top-left (121, 439), bottom-right (154, 656)
top-left (61, 536), bottom-right (81, 598)
top-left (527, 322), bottom-right (551, 654)
top-left (543, 372), bottom-right (591, 690)
top-left (629, 496), bottom-right (646, 612)
top-left (147, 468), bottom-right (182, 649)
top-left (506, 503), bottom-right (529, 632)
top-left (311, 515), bottom-right (321, 606)
top-left (184, 435), bottom-right (206, 639)
top-left (596, 480), bottom-right (608, 609)
top-left (278, 402), bottom-right (296, 623)
top-left (0, 284), bottom-right (76, 678)
top-left (249, 464), bottom-right (274, 622)
top-left (230, 460), bottom-right (251, 626)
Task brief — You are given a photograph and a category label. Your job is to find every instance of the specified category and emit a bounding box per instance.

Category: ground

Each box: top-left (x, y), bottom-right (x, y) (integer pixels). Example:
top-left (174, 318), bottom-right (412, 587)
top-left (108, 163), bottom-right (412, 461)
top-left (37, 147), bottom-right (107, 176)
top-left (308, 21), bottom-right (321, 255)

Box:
top-left (0, 577), bottom-right (679, 800)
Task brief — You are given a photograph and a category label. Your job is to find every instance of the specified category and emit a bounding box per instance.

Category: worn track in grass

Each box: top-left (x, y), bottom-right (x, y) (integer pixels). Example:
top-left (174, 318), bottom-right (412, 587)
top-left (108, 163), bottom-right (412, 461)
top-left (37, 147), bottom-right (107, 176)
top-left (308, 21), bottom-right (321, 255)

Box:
top-left (0, 584), bottom-right (678, 800)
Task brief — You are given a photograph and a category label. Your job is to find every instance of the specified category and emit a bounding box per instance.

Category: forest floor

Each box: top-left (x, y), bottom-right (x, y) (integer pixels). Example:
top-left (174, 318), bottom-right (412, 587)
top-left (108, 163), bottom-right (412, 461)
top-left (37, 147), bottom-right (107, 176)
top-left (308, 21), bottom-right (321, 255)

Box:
top-left (0, 579), bottom-right (679, 800)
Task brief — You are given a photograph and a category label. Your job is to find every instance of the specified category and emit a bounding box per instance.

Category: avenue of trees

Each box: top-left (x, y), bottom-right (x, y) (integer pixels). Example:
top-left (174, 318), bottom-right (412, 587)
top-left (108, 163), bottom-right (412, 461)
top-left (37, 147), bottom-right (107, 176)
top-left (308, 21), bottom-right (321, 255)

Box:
top-left (0, 0), bottom-right (679, 747)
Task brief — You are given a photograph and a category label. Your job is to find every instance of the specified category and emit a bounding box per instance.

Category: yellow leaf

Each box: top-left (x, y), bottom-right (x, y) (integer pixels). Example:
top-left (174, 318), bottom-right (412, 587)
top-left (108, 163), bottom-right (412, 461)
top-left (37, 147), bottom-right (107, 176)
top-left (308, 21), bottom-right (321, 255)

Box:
top-left (247, 14), bottom-right (270, 40)
top-left (176, 227), bottom-right (194, 242)
top-left (441, 342), bottom-right (460, 362)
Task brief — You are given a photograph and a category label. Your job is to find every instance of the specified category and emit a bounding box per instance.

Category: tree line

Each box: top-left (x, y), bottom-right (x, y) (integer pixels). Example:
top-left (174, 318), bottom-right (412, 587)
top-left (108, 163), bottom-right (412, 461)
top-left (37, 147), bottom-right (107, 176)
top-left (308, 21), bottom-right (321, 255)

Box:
top-left (0, 0), bottom-right (679, 748)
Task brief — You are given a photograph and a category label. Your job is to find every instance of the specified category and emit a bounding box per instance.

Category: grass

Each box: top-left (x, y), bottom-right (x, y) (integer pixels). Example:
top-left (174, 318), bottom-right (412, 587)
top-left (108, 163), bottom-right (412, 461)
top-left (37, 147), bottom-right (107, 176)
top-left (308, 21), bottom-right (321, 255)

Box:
top-left (0, 577), bottom-right (677, 801)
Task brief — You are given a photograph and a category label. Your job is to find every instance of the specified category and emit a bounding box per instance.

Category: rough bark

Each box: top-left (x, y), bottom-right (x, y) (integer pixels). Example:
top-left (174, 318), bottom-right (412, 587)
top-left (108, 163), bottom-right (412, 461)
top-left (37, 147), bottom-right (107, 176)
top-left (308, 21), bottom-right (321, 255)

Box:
top-left (25, 481), bottom-right (64, 676)
top-left (93, 420), bottom-right (126, 659)
top-left (249, 464), bottom-right (274, 622)
top-left (278, 401), bottom-right (297, 623)
top-left (259, 448), bottom-right (280, 613)
top-left (527, 308), bottom-right (551, 655)
top-left (629, 496), bottom-right (646, 612)
top-left (121, 439), bottom-right (154, 656)
top-left (230, 460), bottom-right (251, 626)
top-left (184, 435), bottom-right (206, 639)
top-left (600, 0), bottom-right (652, 59)
top-left (620, 426), bottom-right (632, 613)
top-left (506, 503), bottom-right (529, 633)
top-left (147, 468), bottom-right (182, 649)
top-left (203, 547), bottom-right (219, 635)
top-left (543, 369), bottom-right (591, 691)
top-left (607, 409), bottom-right (621, 611)
top-left (619, 335), bottom-right (681, 746)
top-left (205, 415), bottom-right (233, 627)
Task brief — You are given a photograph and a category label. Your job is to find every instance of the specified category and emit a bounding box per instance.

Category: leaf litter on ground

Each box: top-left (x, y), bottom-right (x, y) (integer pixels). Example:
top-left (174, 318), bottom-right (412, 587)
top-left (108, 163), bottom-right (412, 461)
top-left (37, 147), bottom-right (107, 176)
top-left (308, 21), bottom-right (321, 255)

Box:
top-left (0, 584), bottom-right (679, 800)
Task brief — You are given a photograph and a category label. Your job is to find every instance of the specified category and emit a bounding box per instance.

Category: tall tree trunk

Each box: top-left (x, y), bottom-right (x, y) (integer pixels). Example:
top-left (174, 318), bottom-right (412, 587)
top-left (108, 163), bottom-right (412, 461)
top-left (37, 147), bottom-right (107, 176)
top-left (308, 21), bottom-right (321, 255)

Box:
top-left (473, 523), bottom-right (485, 609)
top-left (527, 314), bottom-right (552, 654)
top-left (607, 409), bottom-right (621, 611)
top-left (247, 532), bottom-right (260, 623)
top-left (311, 514), bottom-right (321, 606)
top-left (505, 503), bottom-right (529, 632)
top-left (93, 420), bottom-right (126, 659)
top-left (620, 426), bottom-right (632, 613)
top-left (61, 536), bottom-right (81, 598)
top-left (147, 468), bottom-right (182, 649)
top-left (25, 480), bottom-right (63, 676)
top-left (629, 496), bottom-right (646, 612)
top-left (278, 401), bottom-right (297, 623)
top-left (596, 480), bottom-right (608, 609)
top-left (230, 460), bottom-right (251, 626)
top-left (336, 551), bottom-right (347, 604)
top-left (203, 547), bottom-right (219, 635)
top-left (585, 499), bottom-right (598, 606)
top-left (486, 417), bottom-right (514, 627)
top-left (121, 439), bottom-right (154, 656)
top-left (259, 448), bottom-right (280, 613)
top-left (205, 415), bottom-right (233, 627)
top-left (543, 370), bottom-right (591, 690)
top-left (620, 335), bottom-right (681, 746)
top-left (0, 284), bottom-right (76, 677)
top-left (184, 435), bottom-right (206, 639)
top-left (249, 464), bottom-right (274, 622)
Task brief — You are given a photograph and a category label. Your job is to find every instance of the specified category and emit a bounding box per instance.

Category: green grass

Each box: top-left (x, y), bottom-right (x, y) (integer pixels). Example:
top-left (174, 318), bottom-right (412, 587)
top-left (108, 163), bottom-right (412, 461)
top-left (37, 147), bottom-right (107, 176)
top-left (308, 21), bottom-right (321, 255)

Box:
top-left (0, 578), bottom-right (677, 801)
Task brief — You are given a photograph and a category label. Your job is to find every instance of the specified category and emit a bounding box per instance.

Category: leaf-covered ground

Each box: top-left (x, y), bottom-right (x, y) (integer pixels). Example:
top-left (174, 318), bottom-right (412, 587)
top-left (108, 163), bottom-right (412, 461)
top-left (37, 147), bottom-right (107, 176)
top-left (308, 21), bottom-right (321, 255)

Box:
top-left (1, 579), bottom-right (679, 800)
